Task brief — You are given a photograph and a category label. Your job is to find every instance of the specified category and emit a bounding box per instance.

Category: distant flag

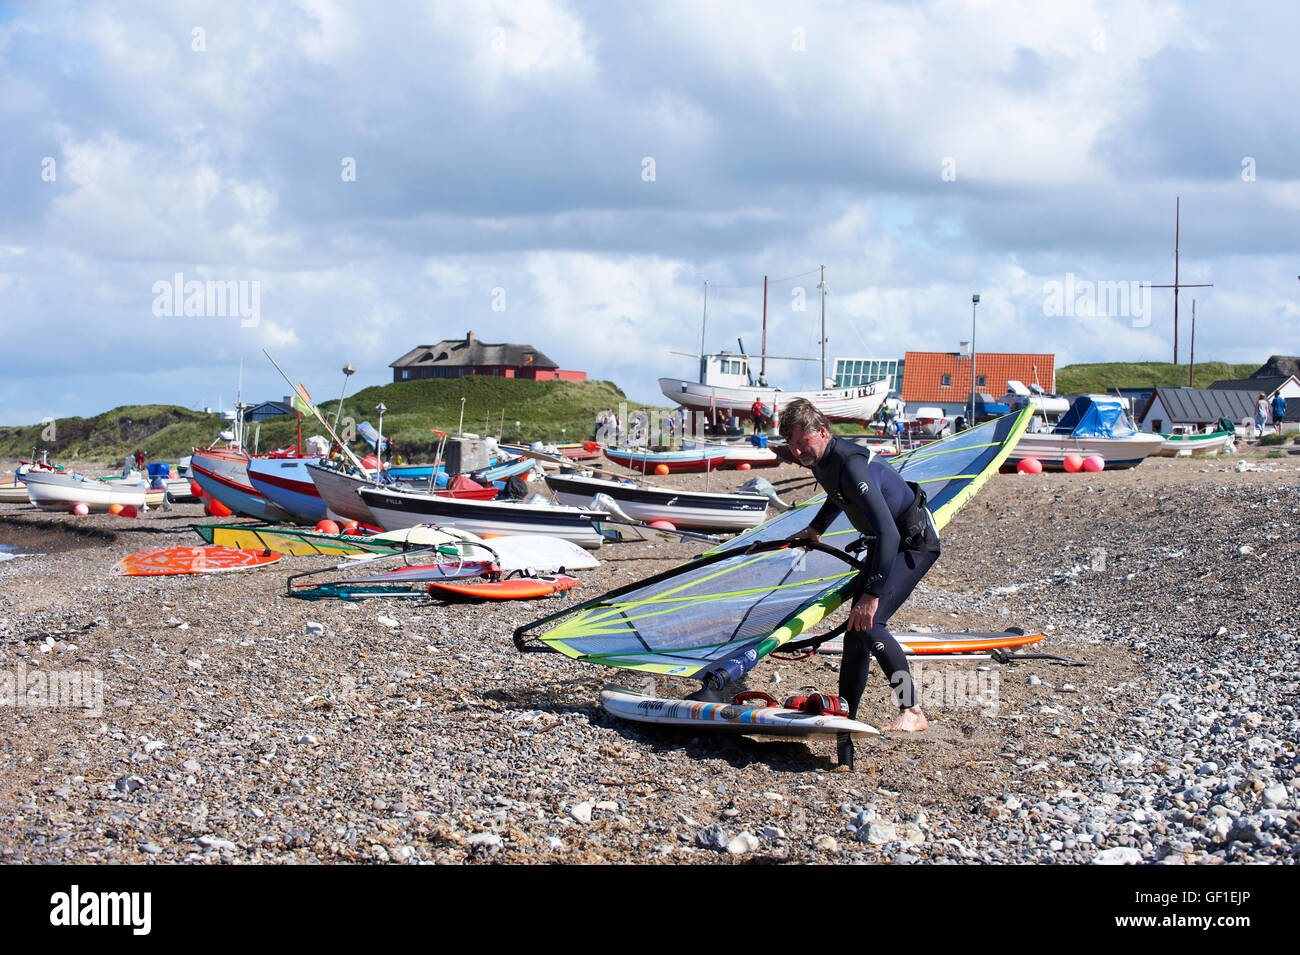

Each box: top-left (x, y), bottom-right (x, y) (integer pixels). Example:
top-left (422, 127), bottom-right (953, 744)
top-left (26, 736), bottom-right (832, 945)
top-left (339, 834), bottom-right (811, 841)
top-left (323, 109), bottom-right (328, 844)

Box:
top-left (290, 384), bottom-right (315, 416)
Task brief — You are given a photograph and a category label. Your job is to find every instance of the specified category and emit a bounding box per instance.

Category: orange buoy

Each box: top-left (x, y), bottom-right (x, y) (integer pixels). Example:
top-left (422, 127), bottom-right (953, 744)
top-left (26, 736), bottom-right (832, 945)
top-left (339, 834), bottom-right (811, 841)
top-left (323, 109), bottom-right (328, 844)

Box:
top-left (1063, 453), bottom-right (1084, 473)
top-left (190, 481), bottom-right (204, 498)
top-left (108, 503), bottom-right (124, 515)
top-left (315, 519), bottom-right (341, 535)
top-left (1016, 458), bottom-right (1042, 474)
top-left (648, 520), bottom-right (677, 531)
top-left (206, 498), bottom-right (233, 517)
top-left (1083, 455), bottom-right (1105, 472)
top-left (341, 520), bottom-right (359, 532)
top-left (654, 464), bottom-right (670, 476)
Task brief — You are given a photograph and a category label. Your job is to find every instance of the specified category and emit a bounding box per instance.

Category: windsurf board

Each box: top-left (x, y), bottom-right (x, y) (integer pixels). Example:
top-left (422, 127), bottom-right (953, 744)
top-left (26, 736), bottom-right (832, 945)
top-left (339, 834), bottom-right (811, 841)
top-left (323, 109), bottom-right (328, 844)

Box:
top-left (600, 685), bottom-right (880, 739)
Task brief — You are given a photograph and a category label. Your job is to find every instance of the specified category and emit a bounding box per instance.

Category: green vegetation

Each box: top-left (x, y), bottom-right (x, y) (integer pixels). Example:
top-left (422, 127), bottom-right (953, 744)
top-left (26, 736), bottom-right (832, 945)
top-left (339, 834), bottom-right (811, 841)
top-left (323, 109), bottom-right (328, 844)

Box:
top-left (0, 378), bottom-right (670, 464)
top-left (1258, 432), bottom-right (1290, 446)
top-left (1056, 361), bottom-right (1257, 395)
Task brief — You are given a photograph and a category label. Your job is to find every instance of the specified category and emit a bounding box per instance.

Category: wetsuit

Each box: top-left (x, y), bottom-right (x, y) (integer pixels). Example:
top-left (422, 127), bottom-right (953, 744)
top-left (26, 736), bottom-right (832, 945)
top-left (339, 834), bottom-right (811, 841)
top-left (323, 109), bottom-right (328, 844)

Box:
top-left (806, 437), bottom-right (941, 756)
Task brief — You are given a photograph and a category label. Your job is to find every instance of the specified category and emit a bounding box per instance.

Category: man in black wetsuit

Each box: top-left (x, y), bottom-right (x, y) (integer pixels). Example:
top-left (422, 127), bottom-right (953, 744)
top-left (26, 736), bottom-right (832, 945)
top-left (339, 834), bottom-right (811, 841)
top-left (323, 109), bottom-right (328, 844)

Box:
top-left (781, 399), bottom-right (940, 767)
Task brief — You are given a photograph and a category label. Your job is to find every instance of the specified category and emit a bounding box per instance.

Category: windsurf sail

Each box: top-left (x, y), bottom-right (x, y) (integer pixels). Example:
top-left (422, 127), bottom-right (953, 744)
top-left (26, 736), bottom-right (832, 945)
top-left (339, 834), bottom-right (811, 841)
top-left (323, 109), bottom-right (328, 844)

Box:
top-left (514, 407), bottom-right (1033, 686)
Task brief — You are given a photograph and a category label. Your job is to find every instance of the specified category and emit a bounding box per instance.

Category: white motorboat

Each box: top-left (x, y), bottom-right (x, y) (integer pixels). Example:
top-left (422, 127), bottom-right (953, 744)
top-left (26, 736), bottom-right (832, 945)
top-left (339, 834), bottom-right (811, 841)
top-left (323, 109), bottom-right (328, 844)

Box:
top-left (24, 471), bottom-right (148, 512)
top-left (1004, 396), bottom-right (1164, 470)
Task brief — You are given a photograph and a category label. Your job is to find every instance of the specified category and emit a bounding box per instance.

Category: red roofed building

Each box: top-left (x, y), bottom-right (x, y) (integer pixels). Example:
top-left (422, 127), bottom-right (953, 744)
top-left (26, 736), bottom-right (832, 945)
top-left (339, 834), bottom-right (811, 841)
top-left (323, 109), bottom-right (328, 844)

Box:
top-left (900, 351), bottom-right (1055, 413)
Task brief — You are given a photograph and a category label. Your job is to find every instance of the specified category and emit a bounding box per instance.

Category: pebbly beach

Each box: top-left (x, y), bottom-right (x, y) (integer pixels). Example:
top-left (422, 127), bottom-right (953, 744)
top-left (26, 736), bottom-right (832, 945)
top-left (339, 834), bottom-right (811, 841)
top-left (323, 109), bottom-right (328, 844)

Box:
top-left (1, 456), bottom-right (1297, 865)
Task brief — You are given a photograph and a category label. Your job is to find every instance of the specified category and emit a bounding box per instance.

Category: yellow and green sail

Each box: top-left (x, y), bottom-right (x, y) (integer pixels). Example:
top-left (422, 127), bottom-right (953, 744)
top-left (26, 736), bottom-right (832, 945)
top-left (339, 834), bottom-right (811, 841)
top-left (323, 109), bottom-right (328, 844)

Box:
top-left (514, 407), bottom-right (1032, 682)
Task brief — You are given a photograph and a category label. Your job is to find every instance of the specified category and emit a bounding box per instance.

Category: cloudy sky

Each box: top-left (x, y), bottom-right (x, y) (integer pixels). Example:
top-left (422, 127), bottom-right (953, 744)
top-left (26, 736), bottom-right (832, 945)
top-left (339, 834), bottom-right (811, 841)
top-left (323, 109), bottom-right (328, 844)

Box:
top-left (2, 0), bottom-right (1296, 425)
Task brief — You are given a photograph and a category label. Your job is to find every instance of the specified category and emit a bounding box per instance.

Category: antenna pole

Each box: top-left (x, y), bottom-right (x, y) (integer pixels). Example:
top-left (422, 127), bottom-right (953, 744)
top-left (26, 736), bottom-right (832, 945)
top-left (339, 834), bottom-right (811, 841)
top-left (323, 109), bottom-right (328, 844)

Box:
top-left (819, 265), bottom-right (826, 387)
top-left (1174, 197), bottom-right (1180, 363)
top-left (1147, 196), bottom-right (1211, 366)
top-left (761, 275), bottom-right (768, 378)
top-left (699, 279), bottom-right (709, 384)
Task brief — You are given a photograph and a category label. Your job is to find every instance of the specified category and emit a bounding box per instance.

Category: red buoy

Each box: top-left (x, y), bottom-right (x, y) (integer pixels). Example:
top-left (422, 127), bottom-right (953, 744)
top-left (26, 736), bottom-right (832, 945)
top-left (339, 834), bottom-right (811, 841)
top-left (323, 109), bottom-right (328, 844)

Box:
top-left (1083, 455), bottom-right (1105, 472)
top-left (1063, 453), bottom-right (1084, 473)
top-left (1016, 458), bottom-right (1042, 474)
top-left (315, 519), bottom-right (341, 535)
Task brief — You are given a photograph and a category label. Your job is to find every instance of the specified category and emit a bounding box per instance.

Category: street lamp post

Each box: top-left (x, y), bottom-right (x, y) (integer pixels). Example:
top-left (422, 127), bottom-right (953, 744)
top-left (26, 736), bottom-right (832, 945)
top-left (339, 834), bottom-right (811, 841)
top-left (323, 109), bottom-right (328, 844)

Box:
top-left (376, 402), bottom-right (387, 469)
top-left (333, 363), bottom-right (356, 438)
top-left (969, 294), bottom-right (980, 427)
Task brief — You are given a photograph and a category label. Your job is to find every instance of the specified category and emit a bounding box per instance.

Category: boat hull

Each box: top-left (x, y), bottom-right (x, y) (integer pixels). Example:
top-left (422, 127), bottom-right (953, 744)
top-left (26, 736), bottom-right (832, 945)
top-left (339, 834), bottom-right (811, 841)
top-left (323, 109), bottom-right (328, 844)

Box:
top-left (680, 439), bottom-right (780, 468)
top-left (247, 458), bottom-right (328, 524)
top-left (357, 486), bottom-right (605, 548)
top-left (190, 450), bottom-right (297, 523)
top-left (545, 474), bottom-right (768, 531)
top-left (1003, 432), bottom-right (1165, 470)
top-left (602, 447), bottom-right (729, 473)
top-left (24, 472), bottom-right (147, 511)
top-left (1154, 431), bottom-right (1235, 457)
top-left (658, 377), bottom-right (889, 423)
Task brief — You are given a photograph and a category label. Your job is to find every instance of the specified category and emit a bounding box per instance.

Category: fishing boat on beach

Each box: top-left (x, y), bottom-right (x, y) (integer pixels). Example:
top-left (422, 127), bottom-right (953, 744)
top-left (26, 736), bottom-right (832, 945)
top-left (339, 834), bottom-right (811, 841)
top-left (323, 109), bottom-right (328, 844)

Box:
top-left (357, 485), bottom-right (607, 548)
top-left (602, 446), bottom-right (729, 474)
top-left (24, 471), bottom-right (147, 512)
top-left (544, 473), bottom-right (769, 532)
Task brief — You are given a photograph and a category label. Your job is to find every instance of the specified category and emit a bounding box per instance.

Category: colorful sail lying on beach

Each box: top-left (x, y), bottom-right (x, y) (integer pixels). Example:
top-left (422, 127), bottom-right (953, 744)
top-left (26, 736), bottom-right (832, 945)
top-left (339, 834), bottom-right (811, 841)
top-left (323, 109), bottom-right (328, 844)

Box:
top-left (514, 407), bottom-right (1033, 683)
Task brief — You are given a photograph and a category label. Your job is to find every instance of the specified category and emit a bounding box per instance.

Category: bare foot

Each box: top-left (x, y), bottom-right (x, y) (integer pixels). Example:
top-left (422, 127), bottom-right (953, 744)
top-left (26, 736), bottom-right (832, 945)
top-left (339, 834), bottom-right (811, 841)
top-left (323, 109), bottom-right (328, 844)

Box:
top-left (886, 707), bottom-right (929, 732)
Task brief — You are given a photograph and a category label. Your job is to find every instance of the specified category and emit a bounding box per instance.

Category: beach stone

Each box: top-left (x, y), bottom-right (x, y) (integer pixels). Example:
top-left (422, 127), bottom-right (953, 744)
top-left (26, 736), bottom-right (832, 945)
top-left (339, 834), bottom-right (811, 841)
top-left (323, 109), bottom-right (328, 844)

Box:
top-left (863, 822), bottom-right (897, 844)
top-left (727, 832), bottom-right (758, 855)
top-left (1263, 785), bottom-right (1288, 808)
top-left (114, 775), bottom-right (145, 794)
top-left (304, 622), bottom-right (324, 636)
top-left (813, 835), bottom-right (838, 851)
top-left (1093, 847), bottom-right (1142, 865)
top-left (697, 824), bottom-right (728, 850)
top-left (466, 833), bottom-right (501, 849)
top-left (570, 802), bottom-right (593, 824)
top-left (758, 826), bottom-right (785, 841)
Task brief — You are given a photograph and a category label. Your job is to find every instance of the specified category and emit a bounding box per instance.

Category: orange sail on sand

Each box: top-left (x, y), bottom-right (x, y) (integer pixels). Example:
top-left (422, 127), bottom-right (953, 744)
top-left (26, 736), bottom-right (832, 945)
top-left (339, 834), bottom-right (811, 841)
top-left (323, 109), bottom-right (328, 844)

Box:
top-left (114, 546), bottom-right (283, 576)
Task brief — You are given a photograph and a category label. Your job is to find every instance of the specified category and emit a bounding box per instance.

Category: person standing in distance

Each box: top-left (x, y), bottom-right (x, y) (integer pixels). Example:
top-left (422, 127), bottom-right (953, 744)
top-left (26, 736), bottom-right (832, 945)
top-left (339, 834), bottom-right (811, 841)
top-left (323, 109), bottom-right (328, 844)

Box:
top-left (781, 399), bottom-right (939, 767)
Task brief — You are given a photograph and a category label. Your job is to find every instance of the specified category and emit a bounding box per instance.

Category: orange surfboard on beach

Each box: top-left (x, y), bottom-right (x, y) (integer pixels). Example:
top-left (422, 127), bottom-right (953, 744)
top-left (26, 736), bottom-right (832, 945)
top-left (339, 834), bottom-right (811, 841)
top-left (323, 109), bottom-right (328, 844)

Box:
top-left (427, 575), bottom-right (579, 600)
top-left (114, 546), bottom-right (282, 576)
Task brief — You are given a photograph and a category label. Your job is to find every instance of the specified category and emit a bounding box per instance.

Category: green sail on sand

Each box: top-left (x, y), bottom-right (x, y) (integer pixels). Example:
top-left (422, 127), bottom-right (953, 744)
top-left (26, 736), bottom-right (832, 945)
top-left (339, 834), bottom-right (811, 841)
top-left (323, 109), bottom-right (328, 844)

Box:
top-left (514, 407), bottom-right (1033, 683)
